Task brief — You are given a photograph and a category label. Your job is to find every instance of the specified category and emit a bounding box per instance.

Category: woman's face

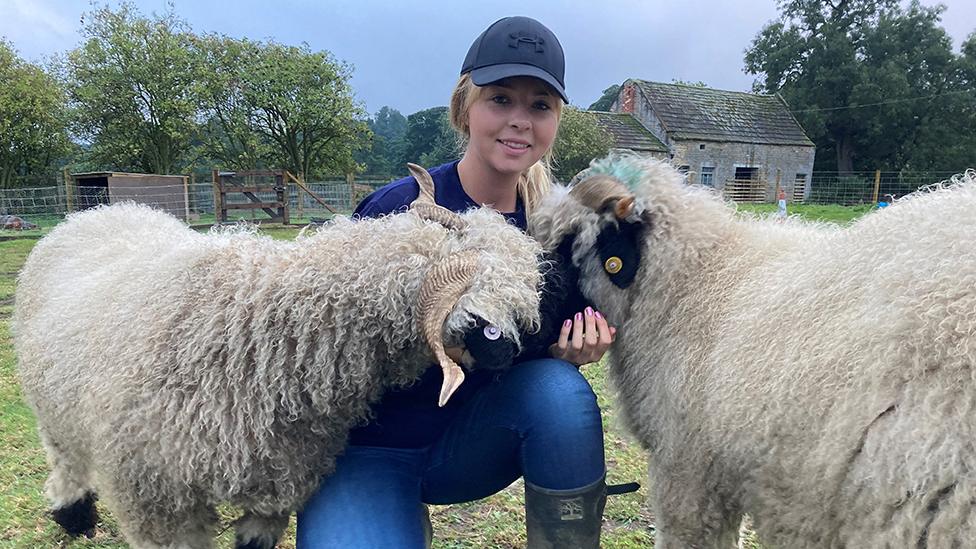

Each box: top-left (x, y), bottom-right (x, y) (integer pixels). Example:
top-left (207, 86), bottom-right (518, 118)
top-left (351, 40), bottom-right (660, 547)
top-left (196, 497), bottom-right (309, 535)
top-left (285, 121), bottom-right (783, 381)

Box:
top-left (465, 76), bottom-right (560, 178)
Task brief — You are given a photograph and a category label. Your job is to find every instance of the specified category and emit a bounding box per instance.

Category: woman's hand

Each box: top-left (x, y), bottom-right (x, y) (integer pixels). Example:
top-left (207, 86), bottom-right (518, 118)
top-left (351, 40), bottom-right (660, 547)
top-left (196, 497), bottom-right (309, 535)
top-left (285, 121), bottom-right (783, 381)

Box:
top-left (549, 306), bottom-right (616, 366)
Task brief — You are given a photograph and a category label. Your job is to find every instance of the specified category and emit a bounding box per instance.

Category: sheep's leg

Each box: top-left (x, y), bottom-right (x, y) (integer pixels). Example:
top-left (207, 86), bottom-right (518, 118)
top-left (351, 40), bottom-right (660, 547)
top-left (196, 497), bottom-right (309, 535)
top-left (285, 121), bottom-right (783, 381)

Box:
top-left (109, 497), bottom-right (218, 549)
top-left (233, 511), bottom-right (290, 549)
top-left (648, 463), bottom-right (741, 549)
top-left (39, 431), bottom-right (98, 537)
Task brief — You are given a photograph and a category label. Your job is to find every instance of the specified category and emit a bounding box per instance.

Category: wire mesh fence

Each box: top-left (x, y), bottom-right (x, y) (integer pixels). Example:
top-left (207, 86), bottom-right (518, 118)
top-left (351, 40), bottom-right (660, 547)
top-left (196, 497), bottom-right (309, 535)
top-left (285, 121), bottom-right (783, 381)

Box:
top-left (0, 176), bottom-right (395, 227)
top-left (718, 170), bottom-right (965, 205)
top-left (1, 169), bottom-right (971, 229)
top-left (803, 171), bottom-right (963, 205)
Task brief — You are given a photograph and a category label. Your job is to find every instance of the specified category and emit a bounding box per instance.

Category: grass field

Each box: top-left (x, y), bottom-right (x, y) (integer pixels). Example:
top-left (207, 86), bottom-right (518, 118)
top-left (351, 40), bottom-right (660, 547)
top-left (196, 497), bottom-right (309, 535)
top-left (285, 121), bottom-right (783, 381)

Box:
top-left (733, 202), bottom-right (875, 224)
top-left (0, 204), bottom-right (871, 547)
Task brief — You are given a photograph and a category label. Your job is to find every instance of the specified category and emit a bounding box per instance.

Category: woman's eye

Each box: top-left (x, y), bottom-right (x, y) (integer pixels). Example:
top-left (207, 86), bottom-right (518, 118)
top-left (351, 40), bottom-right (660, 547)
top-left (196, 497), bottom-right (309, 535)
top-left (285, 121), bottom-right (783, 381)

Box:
top-left (533, 101), bottom-right (551, 111)
top-left (491, 95), bottom-right (510, 105)
top-left (483, 325), bottom-right (502, 340)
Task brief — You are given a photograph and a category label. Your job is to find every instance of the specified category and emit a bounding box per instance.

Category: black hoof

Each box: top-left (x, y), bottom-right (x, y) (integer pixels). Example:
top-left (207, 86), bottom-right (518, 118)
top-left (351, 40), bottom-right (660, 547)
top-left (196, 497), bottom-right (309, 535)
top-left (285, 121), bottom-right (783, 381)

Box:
top-left (51, 492), bottom-right (98, 538)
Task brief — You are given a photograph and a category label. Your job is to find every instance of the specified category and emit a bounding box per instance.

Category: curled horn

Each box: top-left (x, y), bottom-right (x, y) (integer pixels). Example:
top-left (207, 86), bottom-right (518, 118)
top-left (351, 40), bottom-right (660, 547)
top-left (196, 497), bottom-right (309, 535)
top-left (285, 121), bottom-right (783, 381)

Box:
top-left (407, 163), bottom-right (467, 231)
top-left (569, 174), bottom-right (636, 220)
top-left (417, 250), bottom-right (480, 407)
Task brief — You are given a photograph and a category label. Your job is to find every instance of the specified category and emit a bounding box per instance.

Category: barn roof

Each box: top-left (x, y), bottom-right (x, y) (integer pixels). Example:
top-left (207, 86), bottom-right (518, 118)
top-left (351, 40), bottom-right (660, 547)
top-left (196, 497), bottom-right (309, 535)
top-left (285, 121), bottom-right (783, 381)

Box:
top-left (632, 80), bottom-right (815, 147)
top-left (588, 111), bottom-right (668, 153)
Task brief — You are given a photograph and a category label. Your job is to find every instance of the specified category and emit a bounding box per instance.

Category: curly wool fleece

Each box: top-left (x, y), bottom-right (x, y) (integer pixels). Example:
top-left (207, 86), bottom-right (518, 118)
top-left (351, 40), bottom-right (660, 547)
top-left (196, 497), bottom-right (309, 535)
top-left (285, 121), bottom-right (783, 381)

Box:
top-left (14, 201), bottom-right (543, 548)
top-left (530, 156), bottom-right (976, 549)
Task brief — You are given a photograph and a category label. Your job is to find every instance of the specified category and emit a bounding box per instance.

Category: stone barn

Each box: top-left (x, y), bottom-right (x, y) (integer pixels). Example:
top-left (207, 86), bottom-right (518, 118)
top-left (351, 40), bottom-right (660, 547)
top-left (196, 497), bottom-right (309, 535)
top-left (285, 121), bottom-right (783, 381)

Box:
top-left (608, 79), bottom-right (816, 202)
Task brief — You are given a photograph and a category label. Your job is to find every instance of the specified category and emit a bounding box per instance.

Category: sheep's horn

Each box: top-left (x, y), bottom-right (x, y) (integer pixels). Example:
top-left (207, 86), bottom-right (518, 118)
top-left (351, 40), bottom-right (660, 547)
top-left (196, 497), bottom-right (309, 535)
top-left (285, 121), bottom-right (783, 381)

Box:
top-left (570, 174), bottom-right (636, 220)
top-left (418, 250), bottom-right (480, 407)
top-left (407, 163), bottom-right (467, 231)
top-left (615, 196), bottom-right (635, 219)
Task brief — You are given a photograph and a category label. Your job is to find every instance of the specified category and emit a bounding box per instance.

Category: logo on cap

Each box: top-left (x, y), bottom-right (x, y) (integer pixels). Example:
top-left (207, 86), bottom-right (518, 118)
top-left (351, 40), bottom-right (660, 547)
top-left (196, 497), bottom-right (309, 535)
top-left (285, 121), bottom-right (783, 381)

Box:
top-left (508, 32), bottom-right (545, 53)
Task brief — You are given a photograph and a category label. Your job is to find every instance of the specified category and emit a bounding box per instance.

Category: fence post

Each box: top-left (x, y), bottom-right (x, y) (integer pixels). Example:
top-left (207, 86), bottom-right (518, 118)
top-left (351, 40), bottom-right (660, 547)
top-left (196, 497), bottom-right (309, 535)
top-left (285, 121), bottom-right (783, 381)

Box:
top-left (63, 167), bottom-right (74, 213)
top-left (292, 171), bottom-right (305, 220)
top-left (212, 169), bottom-right (221, 223)
top-left (872, 170), bottom-right (881, 204)
top-left (182, 175), bottom-right (190, 222)
top-left (278, 171), bottom-right (290, 225)
top-left (346, 173), bottom-right (355, 211)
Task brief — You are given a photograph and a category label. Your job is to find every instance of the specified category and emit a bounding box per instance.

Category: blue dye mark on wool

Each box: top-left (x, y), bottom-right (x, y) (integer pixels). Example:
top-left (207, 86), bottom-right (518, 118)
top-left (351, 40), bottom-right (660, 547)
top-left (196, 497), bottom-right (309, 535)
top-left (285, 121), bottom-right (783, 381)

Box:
top-left (585, 155), bottom-right (645, 191)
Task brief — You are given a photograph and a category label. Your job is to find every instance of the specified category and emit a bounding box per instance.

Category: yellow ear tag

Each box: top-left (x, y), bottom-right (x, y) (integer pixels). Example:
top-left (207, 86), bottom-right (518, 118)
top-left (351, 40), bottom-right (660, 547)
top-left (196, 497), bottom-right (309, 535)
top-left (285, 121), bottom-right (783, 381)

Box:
top-left (604, 256), bottom-right (623, 274)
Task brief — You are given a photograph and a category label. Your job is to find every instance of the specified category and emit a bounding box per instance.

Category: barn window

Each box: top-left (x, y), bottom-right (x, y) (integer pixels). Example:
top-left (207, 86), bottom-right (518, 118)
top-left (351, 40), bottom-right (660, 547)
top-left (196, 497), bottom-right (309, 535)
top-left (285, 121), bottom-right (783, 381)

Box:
top-left (700, 166), bottom-right (715, 186)
top-left (699, 144), bottom-right (706, 150)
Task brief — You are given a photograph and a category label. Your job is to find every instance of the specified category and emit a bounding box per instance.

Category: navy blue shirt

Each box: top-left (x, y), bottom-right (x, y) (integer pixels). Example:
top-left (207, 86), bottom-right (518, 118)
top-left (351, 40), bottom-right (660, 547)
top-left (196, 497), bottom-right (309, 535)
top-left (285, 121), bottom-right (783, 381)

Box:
top-left (349, 160), bottom-right (527, 448)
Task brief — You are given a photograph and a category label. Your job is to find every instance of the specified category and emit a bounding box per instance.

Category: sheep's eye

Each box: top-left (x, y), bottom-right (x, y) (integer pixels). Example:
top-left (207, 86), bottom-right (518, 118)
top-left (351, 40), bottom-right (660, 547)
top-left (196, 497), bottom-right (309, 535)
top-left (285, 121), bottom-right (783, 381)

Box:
top-left (604, 256), bottom-right (623, 274)
top-left (483, 325), bottom-right (501, 340)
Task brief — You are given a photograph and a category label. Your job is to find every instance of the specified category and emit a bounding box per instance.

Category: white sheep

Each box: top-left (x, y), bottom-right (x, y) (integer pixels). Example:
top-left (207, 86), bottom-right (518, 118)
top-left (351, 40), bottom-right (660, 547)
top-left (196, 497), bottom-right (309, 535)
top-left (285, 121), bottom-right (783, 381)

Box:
top-left (529, 155), bottom-right (976, 548)
top-left (13, 165), bottom-right (544, 549)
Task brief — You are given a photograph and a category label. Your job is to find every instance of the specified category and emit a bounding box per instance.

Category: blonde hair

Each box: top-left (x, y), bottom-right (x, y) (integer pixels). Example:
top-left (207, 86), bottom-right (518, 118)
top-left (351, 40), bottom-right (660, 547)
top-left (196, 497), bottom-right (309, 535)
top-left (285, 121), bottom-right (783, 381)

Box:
top-left (449, 74), bottom-right (563, 214)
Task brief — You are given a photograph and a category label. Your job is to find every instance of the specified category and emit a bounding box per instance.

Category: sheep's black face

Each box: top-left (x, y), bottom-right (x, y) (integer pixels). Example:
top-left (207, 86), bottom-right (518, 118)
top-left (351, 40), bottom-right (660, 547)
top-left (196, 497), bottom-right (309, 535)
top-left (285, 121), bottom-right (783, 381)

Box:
top-left (596, 220), bottom-right (643, 288)
top-left (462, 319), bottom-right (519, 371)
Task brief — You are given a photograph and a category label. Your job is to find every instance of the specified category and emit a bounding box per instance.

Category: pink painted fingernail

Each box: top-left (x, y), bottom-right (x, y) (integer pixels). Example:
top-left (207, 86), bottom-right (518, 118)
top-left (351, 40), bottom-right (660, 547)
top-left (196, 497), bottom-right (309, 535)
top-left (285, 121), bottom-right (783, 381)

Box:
top-left (585, 307), bottom-right (593, 316)
top-left (575, 312), bottom-right (583, 321)
top-left (563, 319), bottom-right (572, 328)
top-left (595, 310), bottom-right (603, 319)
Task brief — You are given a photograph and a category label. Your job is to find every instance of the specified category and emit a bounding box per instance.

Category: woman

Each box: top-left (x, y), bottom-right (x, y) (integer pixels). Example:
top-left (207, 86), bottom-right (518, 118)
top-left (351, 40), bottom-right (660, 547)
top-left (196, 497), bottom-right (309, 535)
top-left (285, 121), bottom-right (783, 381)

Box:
top-left (297, 16), bottom-right (613, 548)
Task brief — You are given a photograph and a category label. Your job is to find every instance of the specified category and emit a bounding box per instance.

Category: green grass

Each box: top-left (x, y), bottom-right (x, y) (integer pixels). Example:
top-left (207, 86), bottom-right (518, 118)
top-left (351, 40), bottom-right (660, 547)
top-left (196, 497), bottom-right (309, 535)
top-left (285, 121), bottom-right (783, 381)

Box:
top-left (734, 202), bottom-right (875, 224)
top-left (1, 204), bottom-right (875, 547)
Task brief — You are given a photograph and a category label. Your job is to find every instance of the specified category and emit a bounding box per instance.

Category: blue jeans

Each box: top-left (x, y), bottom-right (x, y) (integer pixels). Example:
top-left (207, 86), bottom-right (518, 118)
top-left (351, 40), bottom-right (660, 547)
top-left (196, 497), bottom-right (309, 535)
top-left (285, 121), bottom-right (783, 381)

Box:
top-left (296, 359), bottom-right (605, 548)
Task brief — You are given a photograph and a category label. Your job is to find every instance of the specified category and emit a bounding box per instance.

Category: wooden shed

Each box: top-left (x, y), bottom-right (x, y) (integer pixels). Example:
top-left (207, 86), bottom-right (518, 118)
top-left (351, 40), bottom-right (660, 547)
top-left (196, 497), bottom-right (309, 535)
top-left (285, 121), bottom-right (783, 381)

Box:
top-left (69, 172), bottom-right (189, 219)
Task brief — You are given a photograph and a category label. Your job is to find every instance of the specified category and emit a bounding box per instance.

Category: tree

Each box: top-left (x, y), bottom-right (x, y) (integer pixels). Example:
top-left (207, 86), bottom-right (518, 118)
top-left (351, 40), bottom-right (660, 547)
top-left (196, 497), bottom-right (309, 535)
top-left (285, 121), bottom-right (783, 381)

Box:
top-left (194, 36), bottom-right (368, 179)
top-left (552, 107), bottom-right (615, 182)
top-left (65, 3), bottom-right (200, 174)
top-left (241, 41), bottom-right (368, 180)
top-left (894, 31), bottom-right (976, 171)
top-left (588, 84), bottom-right (620, 111)
top-left (372, 106), bottom-right (408, 143)
top-left (0, 40), bottom-right (71, 187)
top-left (357, 106), bottom-right (407, 174)
top-left (193, 35), bottom-right (270, 171)
top-left (400, 107), bottom-right (458, 171)
top-left (745, 0), bottom-right (974, 172)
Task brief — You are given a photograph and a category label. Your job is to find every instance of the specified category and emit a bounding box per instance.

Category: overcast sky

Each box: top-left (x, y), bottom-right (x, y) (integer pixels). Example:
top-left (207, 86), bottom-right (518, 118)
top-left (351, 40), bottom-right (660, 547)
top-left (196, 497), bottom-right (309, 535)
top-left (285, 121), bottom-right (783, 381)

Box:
top-left (2, 0), bottom-right (973, 116)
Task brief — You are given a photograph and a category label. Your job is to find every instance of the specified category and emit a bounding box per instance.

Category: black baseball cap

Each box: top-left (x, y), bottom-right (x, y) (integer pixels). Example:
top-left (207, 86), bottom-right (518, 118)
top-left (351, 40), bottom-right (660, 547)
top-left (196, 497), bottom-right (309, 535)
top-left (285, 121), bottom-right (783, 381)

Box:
top-left (461, 16), bottom-right (568, 103)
